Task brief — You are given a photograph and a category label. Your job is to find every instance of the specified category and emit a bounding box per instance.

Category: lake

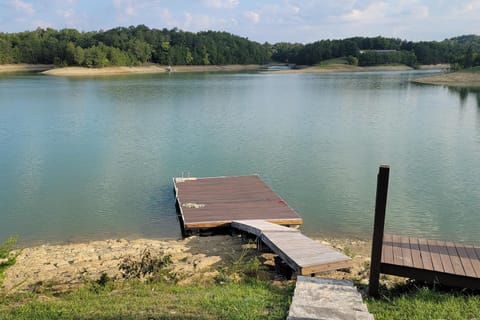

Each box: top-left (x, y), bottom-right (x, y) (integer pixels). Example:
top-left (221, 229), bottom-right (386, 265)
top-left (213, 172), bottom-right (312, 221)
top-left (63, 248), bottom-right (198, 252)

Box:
top-left (1, 70), bottom-right (479, 245)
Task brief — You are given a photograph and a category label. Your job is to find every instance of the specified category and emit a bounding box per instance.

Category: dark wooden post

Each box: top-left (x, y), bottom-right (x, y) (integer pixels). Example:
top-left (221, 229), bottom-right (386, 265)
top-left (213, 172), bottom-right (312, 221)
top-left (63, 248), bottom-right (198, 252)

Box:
top-left (368, 165), bottom-right (390, 296)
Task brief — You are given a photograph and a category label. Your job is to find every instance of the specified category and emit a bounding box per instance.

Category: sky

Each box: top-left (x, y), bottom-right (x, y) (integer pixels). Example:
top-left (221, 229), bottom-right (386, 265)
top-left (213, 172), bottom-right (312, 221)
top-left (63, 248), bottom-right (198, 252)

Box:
top-left (1, 0), bottom-right (479, 43)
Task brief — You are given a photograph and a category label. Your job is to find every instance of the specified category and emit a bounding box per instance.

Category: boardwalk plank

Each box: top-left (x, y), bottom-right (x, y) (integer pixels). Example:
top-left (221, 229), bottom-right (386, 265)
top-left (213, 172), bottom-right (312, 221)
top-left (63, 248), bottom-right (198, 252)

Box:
top-left (418, 237), bottom-right (434, 271)
top-left (445, 241), bottom-right (465, 276)
top-left (381, 234), bottom-right (394, 265)
top-left (454, 243), bottom-right (476, 278)
top-left (409, 237), bottom-right (424, 270)
top-left (435, 240), bottom-right (455, 274)
top-left (400, 235), bottom-right (414, 267)
top-left (392, 234), bottom-right (404, 267)
top-left (427, 239), bottom-right (444, 273)
top-left (465, 245), bottom-right (480, 278)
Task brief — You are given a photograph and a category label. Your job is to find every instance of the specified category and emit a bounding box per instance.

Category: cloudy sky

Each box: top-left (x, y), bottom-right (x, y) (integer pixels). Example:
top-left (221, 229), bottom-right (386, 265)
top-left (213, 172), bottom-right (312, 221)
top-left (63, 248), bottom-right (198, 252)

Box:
top-left (1, 0), bottom-right (479, 43)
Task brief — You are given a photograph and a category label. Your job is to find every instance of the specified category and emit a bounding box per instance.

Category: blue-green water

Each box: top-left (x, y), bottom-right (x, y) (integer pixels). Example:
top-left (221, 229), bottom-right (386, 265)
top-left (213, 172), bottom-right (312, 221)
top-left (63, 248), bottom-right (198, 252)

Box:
top-left (1, 71), bottom-right (479, 245)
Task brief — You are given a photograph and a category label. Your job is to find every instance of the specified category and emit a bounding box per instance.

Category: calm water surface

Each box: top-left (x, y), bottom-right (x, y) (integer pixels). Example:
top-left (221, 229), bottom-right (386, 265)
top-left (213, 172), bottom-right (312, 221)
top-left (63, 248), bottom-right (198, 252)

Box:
top-left (1, 71), bottom-right (479, 245)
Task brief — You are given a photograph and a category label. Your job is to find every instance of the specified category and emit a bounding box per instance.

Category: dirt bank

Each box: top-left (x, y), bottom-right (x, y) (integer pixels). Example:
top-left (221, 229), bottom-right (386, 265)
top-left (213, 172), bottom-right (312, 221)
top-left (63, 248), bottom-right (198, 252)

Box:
top-left (1, 235), bottom-right (379, 294)
top-left (413, 71), bottom-right (480, 87)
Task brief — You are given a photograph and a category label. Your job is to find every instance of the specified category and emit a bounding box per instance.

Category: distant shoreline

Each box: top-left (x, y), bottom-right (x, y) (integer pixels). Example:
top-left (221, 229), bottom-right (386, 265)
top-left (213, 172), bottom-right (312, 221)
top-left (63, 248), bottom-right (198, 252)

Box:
top-left (412, 71), bottom-right (480, 87)
top-left (1, 63), bottom-right (449, 77)
top-left (0, 64), bottom-right (53, 73)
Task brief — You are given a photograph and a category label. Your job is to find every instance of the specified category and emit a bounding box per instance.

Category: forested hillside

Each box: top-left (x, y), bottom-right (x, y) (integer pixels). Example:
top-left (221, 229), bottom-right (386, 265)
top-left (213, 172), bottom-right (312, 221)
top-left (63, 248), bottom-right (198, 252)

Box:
top-left (1, 25), bottom-right (479, 69)
top-left (0, 25), bottom-right (271, 67)
top-left (272, 35), bottom-right (480, 69)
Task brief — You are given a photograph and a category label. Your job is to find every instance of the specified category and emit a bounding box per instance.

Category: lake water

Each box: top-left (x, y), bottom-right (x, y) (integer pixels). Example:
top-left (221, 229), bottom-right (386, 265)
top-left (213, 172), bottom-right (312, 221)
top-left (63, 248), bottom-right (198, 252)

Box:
top-left (1, 70), bottom-right (479, 245)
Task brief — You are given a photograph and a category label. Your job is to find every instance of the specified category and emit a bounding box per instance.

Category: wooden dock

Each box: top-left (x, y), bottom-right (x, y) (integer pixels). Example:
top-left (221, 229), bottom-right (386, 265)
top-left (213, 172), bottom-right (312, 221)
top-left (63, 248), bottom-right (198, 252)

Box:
top-left (173, 175), bottom-right (303, 234)
top-left (369, 165), bottom-right (480, 295)
top-left (379, 234), bottom-right (480, 289)
top-left (232, 220), bottom-right (352, 275)
top-left (173, 175), bottom-right (351, 275)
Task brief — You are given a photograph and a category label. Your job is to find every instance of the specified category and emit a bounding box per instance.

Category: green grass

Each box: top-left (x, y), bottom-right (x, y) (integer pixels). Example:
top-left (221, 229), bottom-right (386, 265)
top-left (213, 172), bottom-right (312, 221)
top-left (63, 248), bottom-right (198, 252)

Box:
top-left (317, 57), bottom-right (349, 65)
top-left (0, 279), bottom-right (293, 319)
top-left (0, 237), bottom-right (19, 287)
top-left (366, 283), bottom-right (480, 320)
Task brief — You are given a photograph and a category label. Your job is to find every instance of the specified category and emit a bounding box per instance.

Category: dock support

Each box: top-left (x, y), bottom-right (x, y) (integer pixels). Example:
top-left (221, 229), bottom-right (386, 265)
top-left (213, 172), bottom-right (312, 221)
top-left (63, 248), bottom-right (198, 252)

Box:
top-left (368, 165), bottom-right (390, 296)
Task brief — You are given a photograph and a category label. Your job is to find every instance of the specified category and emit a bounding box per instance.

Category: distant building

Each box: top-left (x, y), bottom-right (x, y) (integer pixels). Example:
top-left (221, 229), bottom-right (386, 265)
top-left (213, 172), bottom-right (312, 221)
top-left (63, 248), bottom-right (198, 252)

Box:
top-left (359, 50), bottom-right (397, 54)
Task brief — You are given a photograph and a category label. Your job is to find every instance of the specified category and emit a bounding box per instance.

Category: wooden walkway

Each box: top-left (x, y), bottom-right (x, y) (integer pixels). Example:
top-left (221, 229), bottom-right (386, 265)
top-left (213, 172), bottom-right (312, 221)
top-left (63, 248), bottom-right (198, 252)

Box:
top-left (380, 234), bottom-right (480, 289)
top-left (369, 166), bottom-right (480, 295)
top-left (232, 220), bottom-right (351, 275)
top-left (173, 175), bottom-right (303, 233)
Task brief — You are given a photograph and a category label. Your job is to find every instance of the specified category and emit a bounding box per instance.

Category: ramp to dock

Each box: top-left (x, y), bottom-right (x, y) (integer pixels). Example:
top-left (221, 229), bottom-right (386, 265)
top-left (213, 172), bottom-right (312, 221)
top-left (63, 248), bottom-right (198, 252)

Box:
top-left (232, 220), bottom-right (352, 275)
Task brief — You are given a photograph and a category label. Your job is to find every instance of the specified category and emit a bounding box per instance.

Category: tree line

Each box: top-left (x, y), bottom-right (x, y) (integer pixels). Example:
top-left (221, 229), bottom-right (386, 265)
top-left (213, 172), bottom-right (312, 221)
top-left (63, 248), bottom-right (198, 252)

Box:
top-left (0, 25), bottom-right (271, 67)
top-left (0, 25), bottom-right (479, 69)
top-left (272, 35), bottom-right (480, 69)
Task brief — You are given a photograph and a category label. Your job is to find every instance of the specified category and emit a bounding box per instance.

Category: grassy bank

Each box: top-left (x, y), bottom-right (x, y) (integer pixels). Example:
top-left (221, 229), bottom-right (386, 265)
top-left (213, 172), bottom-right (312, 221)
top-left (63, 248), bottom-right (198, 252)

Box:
top-left (2, 236), bottom-right (479, 319)
top-left (0, 280), bottom-right (293, 320)
top-left (366, 283), bottom-right (480, 320)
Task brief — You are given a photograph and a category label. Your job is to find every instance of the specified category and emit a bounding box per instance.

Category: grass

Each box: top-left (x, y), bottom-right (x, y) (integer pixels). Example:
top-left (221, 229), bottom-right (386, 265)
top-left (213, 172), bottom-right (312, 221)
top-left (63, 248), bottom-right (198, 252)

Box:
top-left (0, 279), bottom-right (293, 319)
top-left (0, 240), bottom-right (293, 319)
top-left (0, 237), bottom-right (19, 287)
top-left (317, 57), bottom-right (349, 65)
top-left (3, 236), bottom-right (480, 319)
top-left (366, 282), bottom-right (480, 320)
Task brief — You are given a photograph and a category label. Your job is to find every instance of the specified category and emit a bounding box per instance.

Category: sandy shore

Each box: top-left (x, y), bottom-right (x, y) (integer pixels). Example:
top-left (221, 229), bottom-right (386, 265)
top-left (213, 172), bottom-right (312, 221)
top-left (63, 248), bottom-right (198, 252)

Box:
top-left (1, 235), bottom-right (376, 294)
top-left (41, 64), bottom-right (263, 76)
top-left (0, 64), bottom-right (53, 73)
top-left (413, 71), bottom-right (480, 87)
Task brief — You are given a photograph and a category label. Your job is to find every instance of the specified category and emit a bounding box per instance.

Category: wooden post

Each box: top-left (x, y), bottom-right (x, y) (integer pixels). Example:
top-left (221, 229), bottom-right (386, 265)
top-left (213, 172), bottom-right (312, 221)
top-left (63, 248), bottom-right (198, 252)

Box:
top-left (368, 165), bottom-right (390, 296)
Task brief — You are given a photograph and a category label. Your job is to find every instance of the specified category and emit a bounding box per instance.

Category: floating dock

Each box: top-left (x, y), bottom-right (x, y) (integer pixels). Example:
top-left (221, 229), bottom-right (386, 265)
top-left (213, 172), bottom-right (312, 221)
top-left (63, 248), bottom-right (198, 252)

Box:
top-left (173, 174), bottom-right (351, 275)
top-left (173, 175), bottom-right (303, 234)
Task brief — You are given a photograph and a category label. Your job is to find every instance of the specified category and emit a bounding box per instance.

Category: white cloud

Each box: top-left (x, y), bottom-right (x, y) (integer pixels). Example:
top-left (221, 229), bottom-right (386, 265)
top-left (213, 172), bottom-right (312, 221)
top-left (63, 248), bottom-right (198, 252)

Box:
top-left (462, 0), bottom-right (480, 11)
top-left (203, 0), bottom-right (239, 9)
top-left (337, 0), bottom-right (429, 23)
top-left (160, 8), bottom-right (177, 27)
top-left (112, 0), bottom-right (141, 17)
top-left (10, 0), bottom-right (35, 15)
top-left (183, 12), bottom-right (218, 30)
top-left (244, 11), bottom-right (260, 24)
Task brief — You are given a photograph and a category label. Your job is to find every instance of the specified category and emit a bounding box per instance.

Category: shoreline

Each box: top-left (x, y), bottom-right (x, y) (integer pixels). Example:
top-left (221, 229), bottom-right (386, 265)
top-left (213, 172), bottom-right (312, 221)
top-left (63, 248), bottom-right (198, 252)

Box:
top-left (412, 71), bottom-right (480, 87)
top-left (0, 64), bottom-right (53, 73)
top-left (262, 64), bottom-right (415, 74)
top-left (1, 234), bottom-right (373, 294)
top-left (1, 63), bottom-right (448, 77)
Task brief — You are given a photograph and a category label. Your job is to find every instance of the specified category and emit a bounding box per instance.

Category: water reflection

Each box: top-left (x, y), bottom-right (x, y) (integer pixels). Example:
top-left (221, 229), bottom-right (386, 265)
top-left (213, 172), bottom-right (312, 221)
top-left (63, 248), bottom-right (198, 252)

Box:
top-left (448, 86), bottom-right (480, 108)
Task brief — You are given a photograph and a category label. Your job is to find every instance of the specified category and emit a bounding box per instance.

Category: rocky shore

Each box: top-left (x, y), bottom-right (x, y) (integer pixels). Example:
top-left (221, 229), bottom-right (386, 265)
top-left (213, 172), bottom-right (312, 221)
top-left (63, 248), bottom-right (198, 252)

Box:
top-left (1, 235), bottom-right (376, 294)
